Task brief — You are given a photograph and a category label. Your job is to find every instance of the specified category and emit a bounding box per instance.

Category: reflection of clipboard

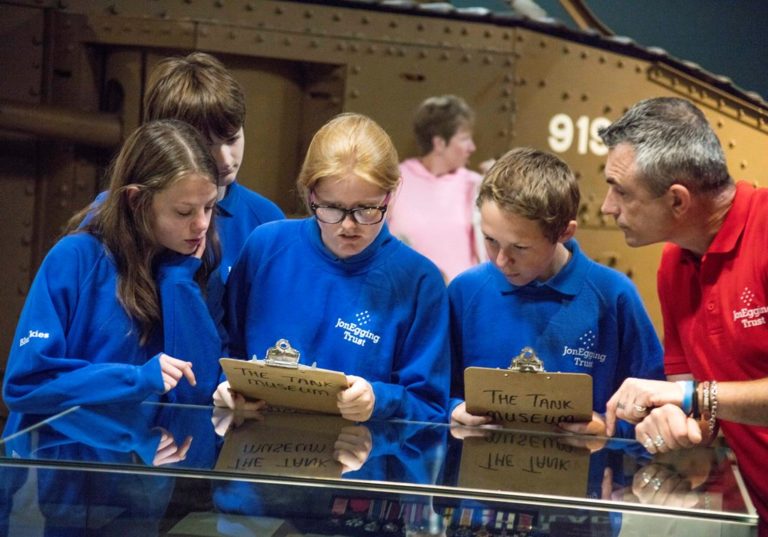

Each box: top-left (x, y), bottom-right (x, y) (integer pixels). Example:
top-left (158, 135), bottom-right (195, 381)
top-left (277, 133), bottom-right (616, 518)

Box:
top-left (219, 339), bottom-right (349, 415)
top-left (214, 411), bottom-right (347, 478)
top-left (458, 429), bottom-right (590, 496)
top-left (464, 347), bottom-right (592, 431)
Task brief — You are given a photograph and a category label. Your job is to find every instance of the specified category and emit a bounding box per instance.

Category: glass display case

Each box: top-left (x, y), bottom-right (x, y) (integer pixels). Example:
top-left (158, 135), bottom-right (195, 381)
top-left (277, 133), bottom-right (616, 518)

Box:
top-left (0, 403), bottom-right (757, 536)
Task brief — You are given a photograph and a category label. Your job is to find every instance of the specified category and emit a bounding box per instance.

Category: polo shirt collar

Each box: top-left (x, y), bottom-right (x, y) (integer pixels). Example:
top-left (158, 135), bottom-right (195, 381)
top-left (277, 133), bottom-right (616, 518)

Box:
top-left (498, 238), bottom-right (586, 297)
top-left (217, 182), bottom-right (239, 217)
top-left (705, 181), bottom-right (753, 255)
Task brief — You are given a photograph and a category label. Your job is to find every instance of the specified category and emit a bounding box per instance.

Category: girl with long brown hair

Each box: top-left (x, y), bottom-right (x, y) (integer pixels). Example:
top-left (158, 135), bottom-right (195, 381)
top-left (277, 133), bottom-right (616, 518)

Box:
top-left (3, 119), bottom-right (224, 415)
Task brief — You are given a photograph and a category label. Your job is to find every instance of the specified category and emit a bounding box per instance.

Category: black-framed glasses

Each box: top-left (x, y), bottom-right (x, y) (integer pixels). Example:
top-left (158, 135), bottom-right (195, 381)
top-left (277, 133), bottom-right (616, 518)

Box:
top-left (309, 192), bottom-right (391, 225)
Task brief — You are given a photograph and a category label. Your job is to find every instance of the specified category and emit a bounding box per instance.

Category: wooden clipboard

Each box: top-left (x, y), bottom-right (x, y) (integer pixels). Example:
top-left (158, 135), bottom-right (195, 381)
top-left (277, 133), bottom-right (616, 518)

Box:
top-left (464, 347), bottom-right (593, 431)
top-left (214, 411), bottom-right (347, 478)
top-left (458, 429), bottom-right (590, 496)
top-left (219, 339), bottom-right (349, 415)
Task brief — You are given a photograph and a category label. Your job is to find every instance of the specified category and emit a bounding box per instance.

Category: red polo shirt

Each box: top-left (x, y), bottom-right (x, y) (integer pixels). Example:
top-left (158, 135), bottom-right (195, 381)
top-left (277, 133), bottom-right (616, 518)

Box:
top-left (658, 181), bottom-right (768, 527)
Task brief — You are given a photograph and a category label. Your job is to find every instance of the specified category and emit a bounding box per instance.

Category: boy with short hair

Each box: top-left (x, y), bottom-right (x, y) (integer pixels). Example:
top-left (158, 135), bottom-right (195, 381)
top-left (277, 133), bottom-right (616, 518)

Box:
top-left (448, 147), bottom-right (663, 436)
top-left (144, 51), bottom-right (284, 281)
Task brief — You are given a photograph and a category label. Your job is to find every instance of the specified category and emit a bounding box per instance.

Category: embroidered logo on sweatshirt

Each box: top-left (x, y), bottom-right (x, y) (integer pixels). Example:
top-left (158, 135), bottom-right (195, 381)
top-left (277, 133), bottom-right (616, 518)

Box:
top-left (334, 310), bottom-right (381, 347)
top-left (19, 329), bottom-right (50, 347)
top-left (561, 330), bottom-right (606, 368)
top-left (732, 287), bottom-right (768, 329)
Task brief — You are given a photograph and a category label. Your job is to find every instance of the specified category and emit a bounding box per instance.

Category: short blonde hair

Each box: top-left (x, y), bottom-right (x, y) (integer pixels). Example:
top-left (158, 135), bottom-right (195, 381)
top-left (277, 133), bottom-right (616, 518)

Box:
top-left (297, 113), bottom-right (400, 204)
top-left (478, 147), bottom-right (580, 243)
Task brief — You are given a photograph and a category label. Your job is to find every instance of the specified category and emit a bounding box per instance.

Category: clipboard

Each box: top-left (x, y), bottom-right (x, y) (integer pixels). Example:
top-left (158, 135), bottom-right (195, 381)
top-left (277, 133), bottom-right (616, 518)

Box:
top-left (457, 429), bottom-right (590, 496)
top-left (214, 411), bottom-right (347, 478)
top-left (464, 347), bottom-right (593, 431)
top-left (219, 339), bottom-right (349, 415)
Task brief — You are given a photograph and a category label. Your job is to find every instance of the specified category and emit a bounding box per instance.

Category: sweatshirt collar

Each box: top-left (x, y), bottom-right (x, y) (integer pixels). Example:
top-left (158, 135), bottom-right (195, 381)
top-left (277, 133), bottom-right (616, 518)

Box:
top-left (303, 217), bottom-right (393, 274)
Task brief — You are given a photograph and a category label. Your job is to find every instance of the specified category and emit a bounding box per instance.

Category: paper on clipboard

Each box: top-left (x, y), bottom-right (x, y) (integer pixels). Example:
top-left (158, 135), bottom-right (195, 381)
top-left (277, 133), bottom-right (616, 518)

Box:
top-left (214, 411), bottom-right (347, 478)
top-left (219, 339), bottom-right (349, 415)
top-left (464, 347), bottom-right (593, 431)
top-left (457, 429), bottom-right (590, 496)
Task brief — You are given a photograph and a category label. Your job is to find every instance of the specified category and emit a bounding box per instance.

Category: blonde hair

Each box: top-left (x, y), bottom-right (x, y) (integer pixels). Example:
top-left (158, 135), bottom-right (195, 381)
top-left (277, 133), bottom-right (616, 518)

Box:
top-left (478, 147), bottom-right (580, 243)
top-left (68, 120), bottom-right (220, 344)
top-left (143, 52), bottom-right (245, 139)
top-left (297, 113), bottom-right (400, 205)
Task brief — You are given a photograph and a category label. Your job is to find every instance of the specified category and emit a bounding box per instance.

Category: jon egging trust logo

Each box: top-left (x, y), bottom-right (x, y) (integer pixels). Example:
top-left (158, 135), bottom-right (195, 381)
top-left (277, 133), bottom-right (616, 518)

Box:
top-left (561, 329), bottom-right (607, 369)
top-left (333, 310), bottom-right (381, 347)
top-left (732, 287), bottom-right (768, 329)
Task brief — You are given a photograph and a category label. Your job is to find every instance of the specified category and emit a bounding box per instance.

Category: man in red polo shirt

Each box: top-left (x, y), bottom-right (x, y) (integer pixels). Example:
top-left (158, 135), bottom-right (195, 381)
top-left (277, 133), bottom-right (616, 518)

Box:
top-left (597, 97), bottom-right (768, 533)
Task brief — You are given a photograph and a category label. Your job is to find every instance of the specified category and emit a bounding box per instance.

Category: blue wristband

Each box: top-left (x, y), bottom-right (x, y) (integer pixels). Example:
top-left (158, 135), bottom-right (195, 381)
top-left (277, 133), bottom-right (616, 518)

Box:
top-left (677, 380), bottom-right (694, 415)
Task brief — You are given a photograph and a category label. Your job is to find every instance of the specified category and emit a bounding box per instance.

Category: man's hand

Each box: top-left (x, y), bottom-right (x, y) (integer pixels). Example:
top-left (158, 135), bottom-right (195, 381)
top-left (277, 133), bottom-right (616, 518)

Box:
top-left (606, 378), bottom-right (685, 435)
top-left (635, 404), bottom-right (703, 454)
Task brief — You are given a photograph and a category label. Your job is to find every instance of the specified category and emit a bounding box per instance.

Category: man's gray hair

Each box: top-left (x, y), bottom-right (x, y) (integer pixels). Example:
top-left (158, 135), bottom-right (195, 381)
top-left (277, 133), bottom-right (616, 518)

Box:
top-left (598, 97), bottom-right (732, 196)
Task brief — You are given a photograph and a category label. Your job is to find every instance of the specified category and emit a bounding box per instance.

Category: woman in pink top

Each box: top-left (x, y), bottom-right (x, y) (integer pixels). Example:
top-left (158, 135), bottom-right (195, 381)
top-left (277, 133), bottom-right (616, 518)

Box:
top-left (387, 95), bottom-right (485, 282)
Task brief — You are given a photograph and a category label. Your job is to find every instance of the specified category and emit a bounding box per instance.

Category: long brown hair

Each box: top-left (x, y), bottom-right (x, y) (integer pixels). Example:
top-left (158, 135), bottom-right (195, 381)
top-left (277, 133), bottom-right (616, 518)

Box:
top-left (67, 120), bottom-right (221, 344)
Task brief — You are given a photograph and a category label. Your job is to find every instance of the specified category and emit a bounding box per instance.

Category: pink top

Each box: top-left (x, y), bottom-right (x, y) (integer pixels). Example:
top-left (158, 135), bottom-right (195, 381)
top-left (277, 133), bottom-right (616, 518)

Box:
top-left (387, 158), bottom-right (482, 281)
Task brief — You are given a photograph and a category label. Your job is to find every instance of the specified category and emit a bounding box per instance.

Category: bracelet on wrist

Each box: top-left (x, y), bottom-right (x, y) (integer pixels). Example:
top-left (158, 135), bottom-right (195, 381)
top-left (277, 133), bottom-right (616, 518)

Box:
top-left (676, 380), bottom-right (694, 415)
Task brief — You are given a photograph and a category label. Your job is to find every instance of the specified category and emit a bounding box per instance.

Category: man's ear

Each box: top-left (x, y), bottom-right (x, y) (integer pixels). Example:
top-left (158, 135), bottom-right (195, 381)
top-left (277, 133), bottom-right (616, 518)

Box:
top-left (558, 220), bottom-right (577, 243)
top-left (124, 185), bottom-right (141, 210)
top-left (667, 184), bottom-right (691, 217)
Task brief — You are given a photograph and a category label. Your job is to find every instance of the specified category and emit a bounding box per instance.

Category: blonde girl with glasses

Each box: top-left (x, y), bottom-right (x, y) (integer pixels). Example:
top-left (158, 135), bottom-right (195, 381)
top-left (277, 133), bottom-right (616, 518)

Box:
top-left (215, 113), bottom-right (450, 423)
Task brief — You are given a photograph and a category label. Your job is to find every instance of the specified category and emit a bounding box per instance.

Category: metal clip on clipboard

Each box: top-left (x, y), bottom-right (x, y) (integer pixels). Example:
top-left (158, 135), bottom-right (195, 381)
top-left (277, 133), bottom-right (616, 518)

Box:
top-left (508, 346), bottom-right (545, 373)
top-left (264, 339), bottom-right (301, 369)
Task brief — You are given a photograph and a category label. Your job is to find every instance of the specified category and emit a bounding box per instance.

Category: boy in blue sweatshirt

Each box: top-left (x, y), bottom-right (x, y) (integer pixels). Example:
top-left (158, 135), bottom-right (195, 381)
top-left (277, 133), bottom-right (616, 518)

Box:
top-left (2, 120), bottom-right (224, 420)
top-left (143, 52), bottom-right (284, 282)
top-left (216, 113), bottom-right (450, 423)
top-left (85, 52), bottom-right (284, 282)
top-left (448, 147), bottom-right (664, 437)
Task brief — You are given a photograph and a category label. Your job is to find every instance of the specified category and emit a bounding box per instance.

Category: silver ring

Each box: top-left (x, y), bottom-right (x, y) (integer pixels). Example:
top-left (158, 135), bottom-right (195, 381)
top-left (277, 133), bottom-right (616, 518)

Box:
top-left (633, 404), bottom-right (648, 413)
top-left (643, 436), bottom-right (654, 449)
top-left (653, 434), bottom-right (665, 448)
top-left (650, 477), bottom-right (663, 492)
top-left (641, 472), bottom-right (652, 486)
top-left (616, 402), bottom-right (626, 410)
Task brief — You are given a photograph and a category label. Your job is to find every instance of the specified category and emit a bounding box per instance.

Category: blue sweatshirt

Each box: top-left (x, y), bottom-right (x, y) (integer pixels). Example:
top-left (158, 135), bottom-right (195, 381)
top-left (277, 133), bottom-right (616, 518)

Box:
top-left (226, 218), bottom-right (450, 422)
top-left (2, 232), bottom-right (224, 415)
top-left (448, 239), bottom-right (664, 436)
top-left (216, 181), bottom-right (284, 283)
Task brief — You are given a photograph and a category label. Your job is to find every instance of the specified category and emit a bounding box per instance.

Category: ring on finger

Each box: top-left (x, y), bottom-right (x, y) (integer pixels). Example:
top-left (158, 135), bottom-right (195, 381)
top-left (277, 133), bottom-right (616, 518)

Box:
top-left (643, 435), bottom-right (654, 449)
top-left (653, 434), bottom-right (665, 448)
top-left (650, 477), bottom-right (663, 492)
top-left (641, 471), bottom-right (652, 486)
top-left (633, 404), bottom-right (648, 414)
